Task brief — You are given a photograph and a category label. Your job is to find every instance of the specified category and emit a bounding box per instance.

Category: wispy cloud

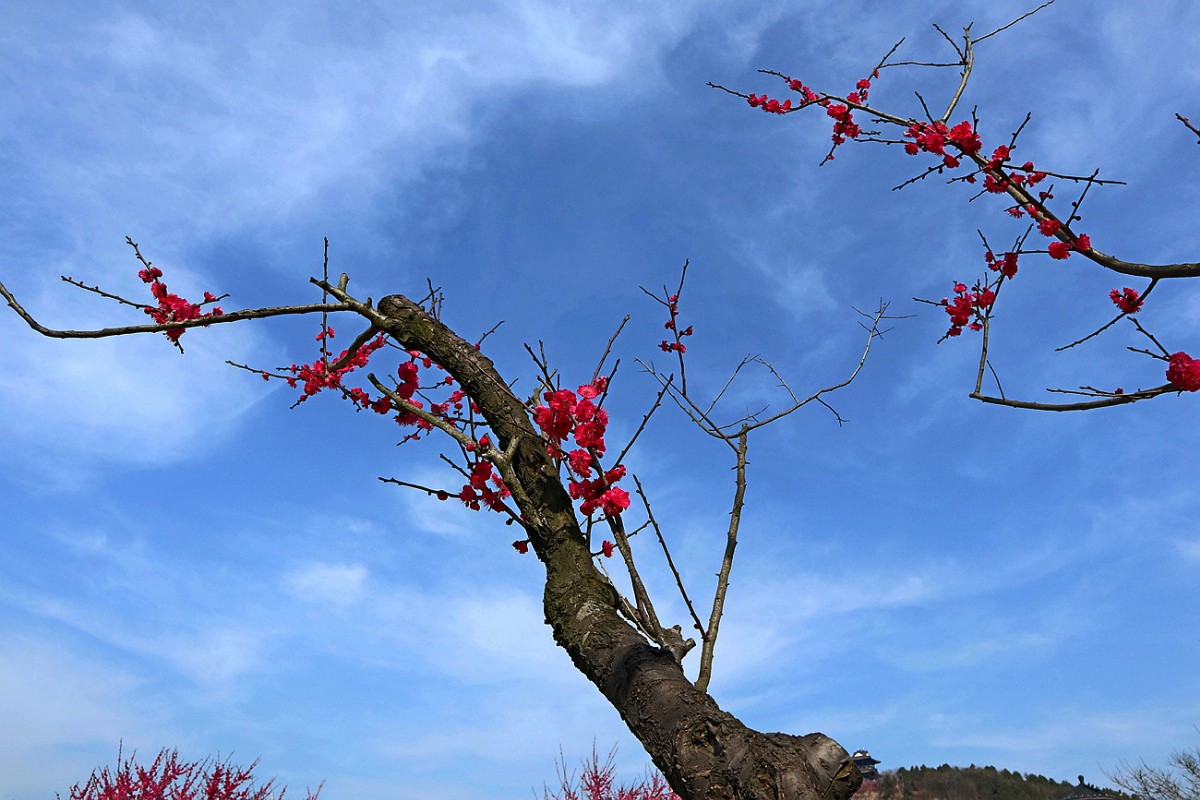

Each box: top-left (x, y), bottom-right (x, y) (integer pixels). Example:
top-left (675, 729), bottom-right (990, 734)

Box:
top-left (284, 561), bottom-right (370, 607)
top-left (0, 637), bottom-right (162, 798)
top-left (0, 257), bottom-right (269, 486)
top-left (3, 3), bottom-right (1198, 799)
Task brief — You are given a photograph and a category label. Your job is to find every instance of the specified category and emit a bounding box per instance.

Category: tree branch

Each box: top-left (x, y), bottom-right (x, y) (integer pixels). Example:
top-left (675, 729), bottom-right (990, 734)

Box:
top-left (0, 278), bottom-right (353, 339)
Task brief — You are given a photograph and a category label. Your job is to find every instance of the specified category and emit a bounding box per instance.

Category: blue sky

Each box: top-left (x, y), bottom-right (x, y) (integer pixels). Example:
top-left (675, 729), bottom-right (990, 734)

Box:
top-left (2, 1), bottom-right (1199, 798)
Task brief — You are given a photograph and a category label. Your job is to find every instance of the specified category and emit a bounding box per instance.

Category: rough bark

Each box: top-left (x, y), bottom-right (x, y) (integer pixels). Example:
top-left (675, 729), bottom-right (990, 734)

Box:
top-left (372, 294), bottom-right (859, 800)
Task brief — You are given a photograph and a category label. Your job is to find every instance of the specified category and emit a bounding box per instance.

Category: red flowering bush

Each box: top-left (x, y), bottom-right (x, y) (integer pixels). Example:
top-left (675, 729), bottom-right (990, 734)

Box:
top-left (59, 747), bottom-right (321, 800)
top-left (541, 746), bottom-right (681, 800)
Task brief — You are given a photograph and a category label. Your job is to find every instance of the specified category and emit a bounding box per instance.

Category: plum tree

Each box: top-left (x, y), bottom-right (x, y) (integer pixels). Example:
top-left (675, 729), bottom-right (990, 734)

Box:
top-left (5, 3), bottom-right (1195, 799)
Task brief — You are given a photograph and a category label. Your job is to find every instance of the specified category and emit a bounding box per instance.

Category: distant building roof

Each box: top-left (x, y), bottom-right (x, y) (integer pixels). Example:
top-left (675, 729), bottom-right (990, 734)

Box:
top-left (851, 749), bottom-right (881, 781)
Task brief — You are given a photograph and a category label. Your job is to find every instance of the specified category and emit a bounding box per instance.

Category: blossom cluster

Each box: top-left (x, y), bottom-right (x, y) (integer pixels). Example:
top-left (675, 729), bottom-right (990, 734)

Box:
top-left (901, 121), bottom-right (1100, 269)
top-left (747, 94), bottom-right (792, 114)
top-left (903, 120), bottom-right (982, 166)
top-left (1109, 287), bottom-right (1144, 314)
top-left (283, 331), bottom-right (388, 404)
top-left (894, 119), bottom-right (1111, 333)
top-left (138, 265), bottom-right (223, 344)
top-left (533, 377), bottom-right (631, 521)
top-left (1167, 352), bottom-right (1200, 392)
top-left (277, 334), bottom-right (470, 443)
top-left (456, 437), bottom-right (512, 512)
top-left (748, 73), bottom-right (874, 155)
top-left (981, 151), bottom-right (1047, 193)
top-left (937, 247), bottom-right (1022, 339)
top-left (984, 249), bottom-right (1020, 279)
top-left (260, 327), bottom-right (516, 520)
top-left (941, 280), bottom-right (996, 337)
top-left (659, 293), bottom-right (693, 353)
top-left (794, 74), bottom-right (873, 152)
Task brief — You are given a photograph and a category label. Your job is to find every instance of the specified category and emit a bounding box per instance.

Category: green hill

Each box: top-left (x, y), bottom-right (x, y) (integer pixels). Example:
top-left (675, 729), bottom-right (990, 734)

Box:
top-left (861, 764), bottom-right (1131, 800)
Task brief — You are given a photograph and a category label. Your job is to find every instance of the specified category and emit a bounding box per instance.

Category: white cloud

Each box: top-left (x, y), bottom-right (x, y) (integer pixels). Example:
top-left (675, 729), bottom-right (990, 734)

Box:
top-left (879, 630), bottom-right (1054, 672)
top-left (2, 582), bottom-right (280, 689)
top-left (0, 637), bottom-right (160, 799)
top-left (157, 624), bottom-right (277, 686)
top-left (0, 258), bottom-right (269, 485)
top-left (0, 638), bottom-right (146, 748)
top-left (935, 705), bottom-right (1200, 764)
top-left (445, 589), bottom-right (564, 682)
top-left (3, 2), bottom-right (734, 253)
top-left (284, 561), bottom-right (369, 607)
top-left (395, 467), bottom-right (485, 538)
top-left (1178, 538), bottom-right (1200, 561)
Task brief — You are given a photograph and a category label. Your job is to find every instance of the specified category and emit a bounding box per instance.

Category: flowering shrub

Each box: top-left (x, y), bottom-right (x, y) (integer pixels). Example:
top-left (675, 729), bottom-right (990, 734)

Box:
top-left (59, 747), bottom-right (321, 800)
top-left (541, 746), bottom-right (681, 800)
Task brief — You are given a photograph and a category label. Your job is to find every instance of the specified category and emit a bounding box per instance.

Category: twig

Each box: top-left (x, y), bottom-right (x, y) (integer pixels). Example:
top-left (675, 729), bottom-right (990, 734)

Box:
top-left (633, 475), bottom-right (706, 639)
top-left (59, 276), bottom-right (153, 310)
top-left (940, 26), bottom-right (973, 122)
top-left (1177, 113), bottom-right (1200, 144)
top-left (614, 377), bottom-right (673, 469)
top-left (975, 0), bottom-right (1058, 44)
top-left (695, 428), bottom-right (748, 693)
top-left (320, 238), bottom-right (331, 368)
top-left (475, 319), bottom-right (505, 348)
top-left (0, 279), bottom-right (353, 340)
top-left (1056, 279), bottom-right (1159, 351)
top-left (971, 385), bottom-right (1173, 411)
top-left (593, 315), bottom-right (630, 383)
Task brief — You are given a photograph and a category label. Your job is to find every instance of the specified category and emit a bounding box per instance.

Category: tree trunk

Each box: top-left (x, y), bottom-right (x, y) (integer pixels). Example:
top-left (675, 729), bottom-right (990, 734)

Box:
top-left (374, 294), bottom-right (860, 800)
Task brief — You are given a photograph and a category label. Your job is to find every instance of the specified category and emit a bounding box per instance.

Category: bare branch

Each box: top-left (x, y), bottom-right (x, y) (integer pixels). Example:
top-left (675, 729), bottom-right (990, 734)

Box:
top-left (872, 37), bottom-right (907, 73)
top-left (974, 0), bottom-right (1059, 44)
top-left (524, 340), bottom-right (558, 403)
top-left (1178, 113), bottom-right (1200, 144)
top-left (60, 275), bottom-right (155, 311)
top-left (603, 510), bottom-right (679, 658)
top-left (741, 302), bottom-right (897, 433)
top-left (377, 476), bottom-right (452, 497)
top-left (694, 428), bottom-right (748, 694)
top-left (0, 278), bottom-right (353, 340)
top-left (704, 355), bottom-right (758, 417)
top-left (1129, 316), bottom-right (1173, 357)
top-left (593, 315), bottom-right (630, 382)
top-left (320, 237), bottom-right (332, 367)
top-left (1056, 279), bottom-right (1159, 351)
top-left (614, 376), bottom-right (673, 469)
top-left (970, 385), bottom-right (1175, 411)
top-left (632, 475), bottom-right (706, 641)
top-left (932, 24), bottom-right (965, 62)
top-left (940, 27), bottom-right (973, 122)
